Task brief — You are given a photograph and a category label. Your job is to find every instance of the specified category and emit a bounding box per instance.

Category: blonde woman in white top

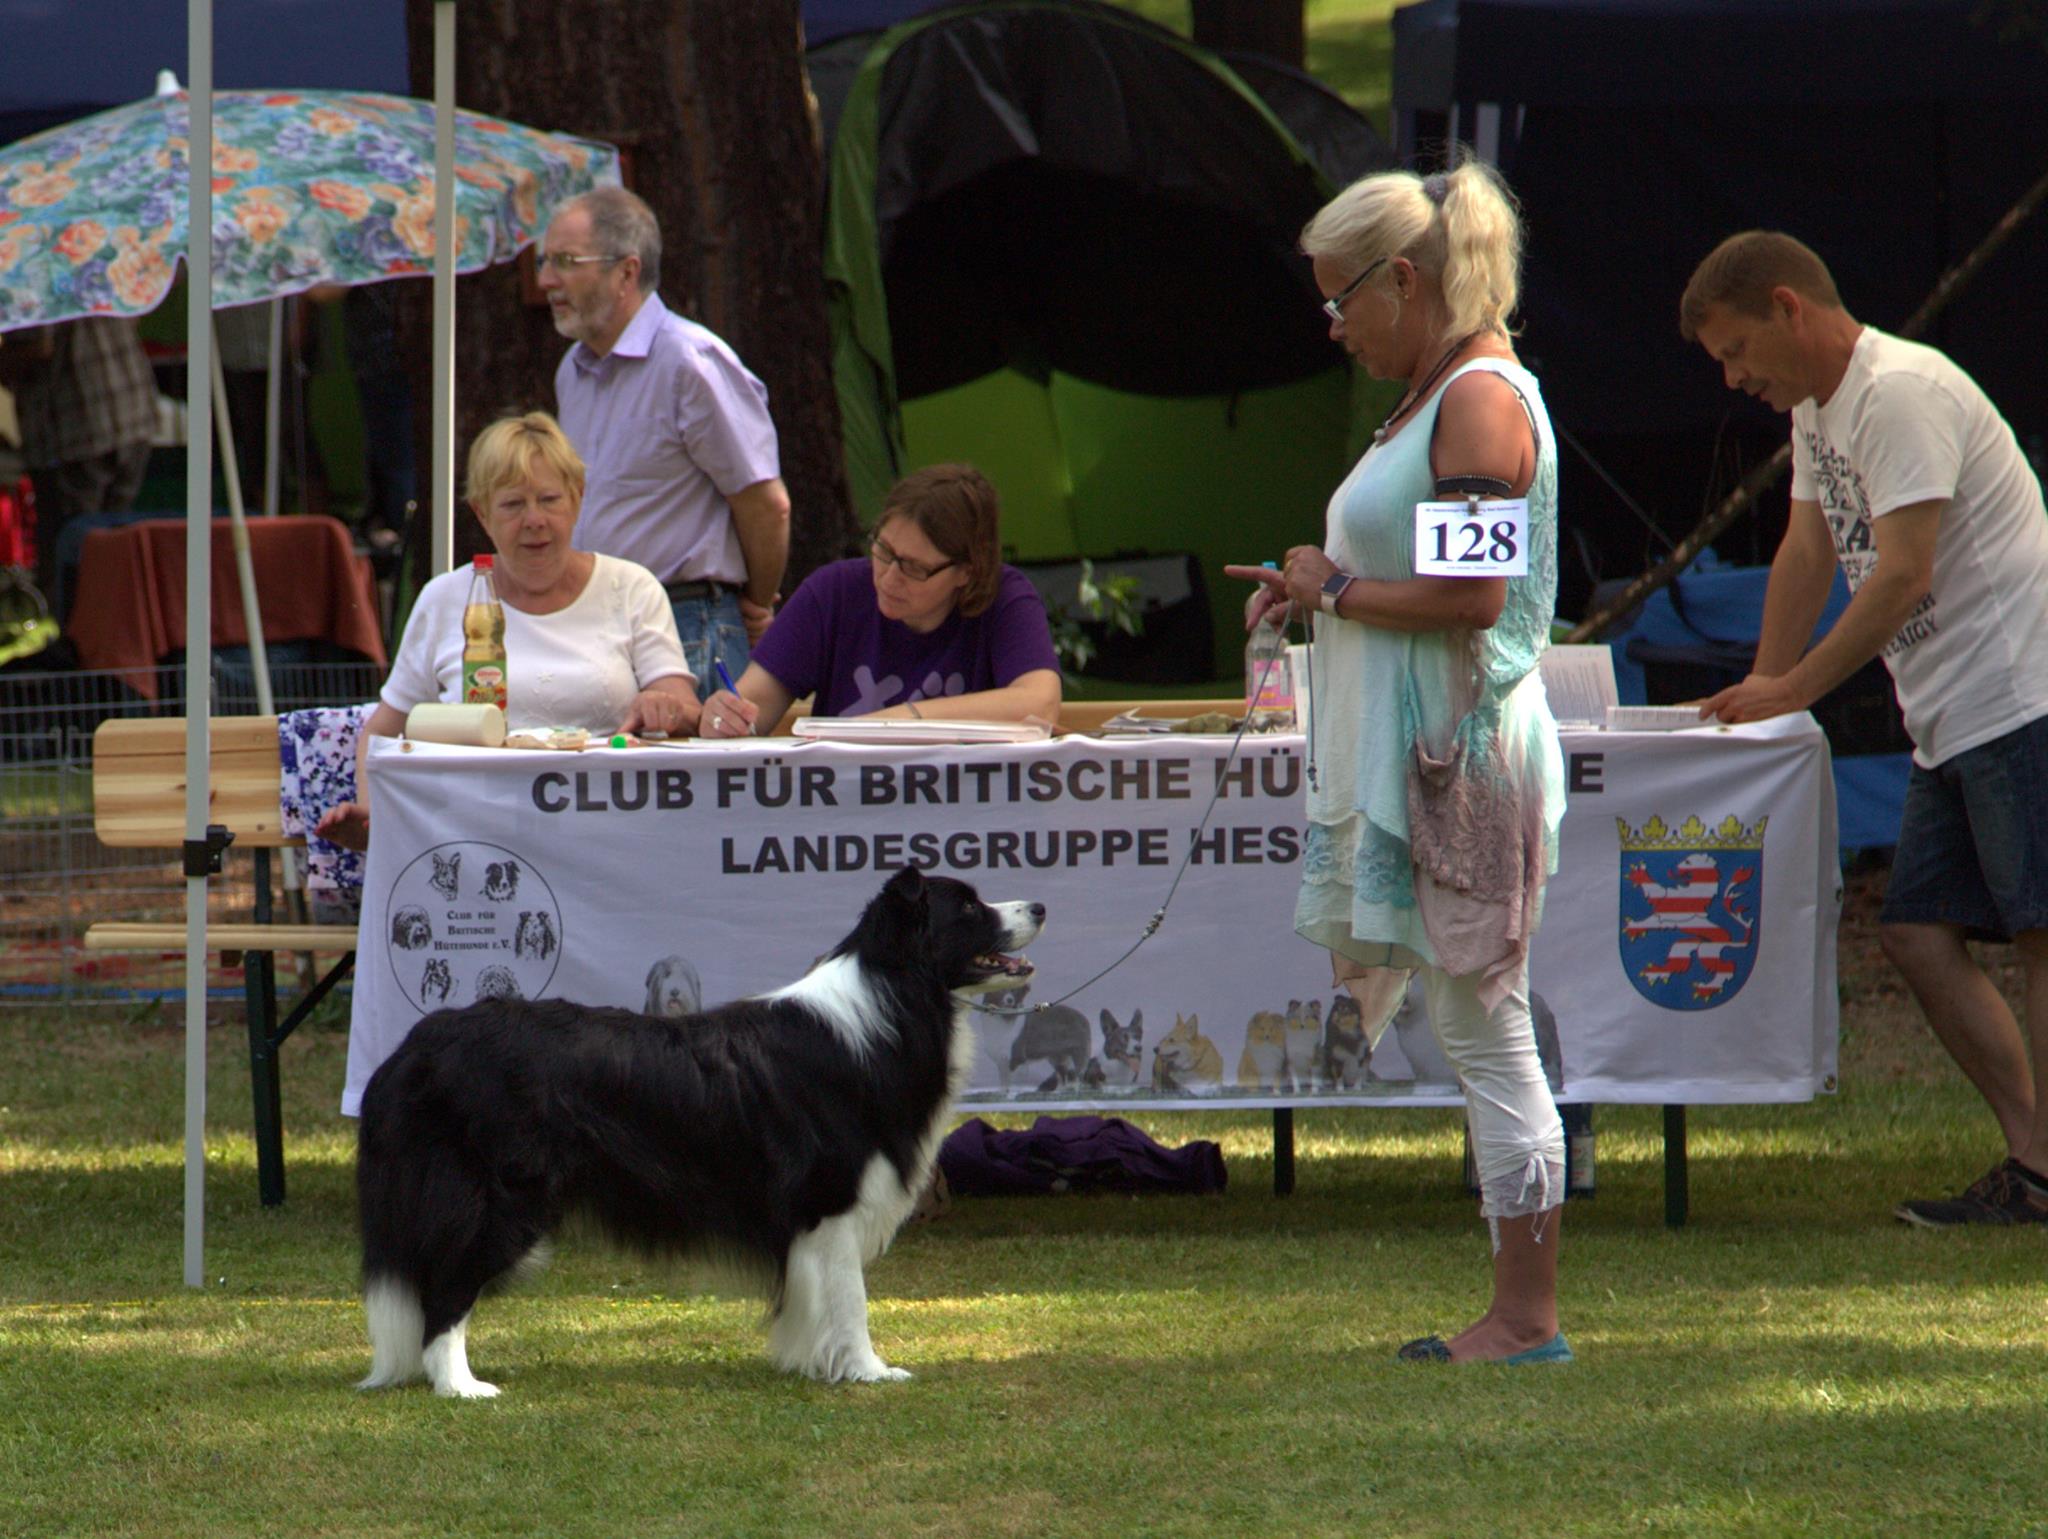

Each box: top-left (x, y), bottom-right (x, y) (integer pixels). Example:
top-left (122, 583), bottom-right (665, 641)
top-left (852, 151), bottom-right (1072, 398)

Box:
top-left (318, 412), bottom-right (696, 851)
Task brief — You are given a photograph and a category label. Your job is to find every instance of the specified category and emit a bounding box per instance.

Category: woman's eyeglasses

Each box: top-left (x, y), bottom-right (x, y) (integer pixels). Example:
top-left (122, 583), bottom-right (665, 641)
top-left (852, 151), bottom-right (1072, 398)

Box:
top-left (1322, 255), bottom-right (1388, 324)
top-left (870, 538), bottom-right (956, 583)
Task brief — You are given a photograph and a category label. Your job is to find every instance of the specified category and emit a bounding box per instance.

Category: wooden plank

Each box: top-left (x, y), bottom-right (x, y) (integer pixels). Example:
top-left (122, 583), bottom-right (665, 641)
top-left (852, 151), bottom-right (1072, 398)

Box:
top-left (93, 716), bottom-right (279, 756)
top-left (92, 715), bottom-right (293, 846)
top-left (82, 923), bottom-right (359, 951)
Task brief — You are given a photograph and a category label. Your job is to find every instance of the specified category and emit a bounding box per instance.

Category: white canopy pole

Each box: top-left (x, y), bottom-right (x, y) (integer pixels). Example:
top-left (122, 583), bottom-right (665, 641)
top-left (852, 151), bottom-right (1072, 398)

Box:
top-left (431, 0), bottom-right (457, 577)
top-left (183, 0), bottom-right (215, 1291)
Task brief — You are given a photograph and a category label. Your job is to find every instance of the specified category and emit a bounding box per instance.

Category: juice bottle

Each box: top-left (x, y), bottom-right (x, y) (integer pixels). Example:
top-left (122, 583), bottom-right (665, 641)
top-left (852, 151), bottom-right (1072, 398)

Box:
top-left (461, 554), bottom-right (508, 711)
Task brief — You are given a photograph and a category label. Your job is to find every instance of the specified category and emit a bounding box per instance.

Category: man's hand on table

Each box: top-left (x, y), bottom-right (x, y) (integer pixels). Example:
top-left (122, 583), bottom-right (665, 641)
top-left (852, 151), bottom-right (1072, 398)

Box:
top-left (1699, 673), bottom-right (1806, 724)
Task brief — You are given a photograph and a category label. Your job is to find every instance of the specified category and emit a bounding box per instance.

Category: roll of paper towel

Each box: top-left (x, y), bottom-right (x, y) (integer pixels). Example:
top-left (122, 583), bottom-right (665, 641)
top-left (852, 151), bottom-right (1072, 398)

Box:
top-left (405, 702), bottom-right (506, 747)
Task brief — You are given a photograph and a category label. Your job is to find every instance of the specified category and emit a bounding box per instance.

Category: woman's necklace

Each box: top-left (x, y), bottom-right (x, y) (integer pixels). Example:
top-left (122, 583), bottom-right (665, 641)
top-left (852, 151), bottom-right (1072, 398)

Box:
top-left (1372, 331), bottom-right (1481, 444)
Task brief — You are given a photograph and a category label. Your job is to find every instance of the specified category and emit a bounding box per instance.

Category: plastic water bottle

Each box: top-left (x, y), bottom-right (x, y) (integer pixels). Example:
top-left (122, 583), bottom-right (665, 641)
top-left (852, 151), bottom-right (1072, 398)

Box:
top-left (462, 554), bottom-right (508, 711)
top-left (1244, 562), bottom-right (1296, 732)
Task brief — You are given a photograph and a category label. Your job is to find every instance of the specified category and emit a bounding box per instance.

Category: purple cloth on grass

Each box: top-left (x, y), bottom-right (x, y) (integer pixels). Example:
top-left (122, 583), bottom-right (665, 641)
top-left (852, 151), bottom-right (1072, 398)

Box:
top-left (750, 558), bottom-right (1057, 718)
top-left (938, 1115), bottom-right (1227, 1197)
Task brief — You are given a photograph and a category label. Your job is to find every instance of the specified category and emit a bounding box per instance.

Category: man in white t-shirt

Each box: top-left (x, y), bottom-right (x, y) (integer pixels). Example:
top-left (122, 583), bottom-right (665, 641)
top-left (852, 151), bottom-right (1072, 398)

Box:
top-left (1680, 230), bottom-right (2048, 1227)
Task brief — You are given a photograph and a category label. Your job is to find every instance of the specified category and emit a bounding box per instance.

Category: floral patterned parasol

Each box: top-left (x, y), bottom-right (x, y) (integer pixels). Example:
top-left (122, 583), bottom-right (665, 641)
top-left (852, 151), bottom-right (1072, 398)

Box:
top-left (0, 89), bottom-right (620, 329)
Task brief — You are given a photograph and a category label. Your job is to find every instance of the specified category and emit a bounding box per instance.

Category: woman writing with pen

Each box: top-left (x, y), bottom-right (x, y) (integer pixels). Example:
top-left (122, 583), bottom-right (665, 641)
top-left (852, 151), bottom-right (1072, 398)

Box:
top-left (697, 464), bottom-right (1061, 738)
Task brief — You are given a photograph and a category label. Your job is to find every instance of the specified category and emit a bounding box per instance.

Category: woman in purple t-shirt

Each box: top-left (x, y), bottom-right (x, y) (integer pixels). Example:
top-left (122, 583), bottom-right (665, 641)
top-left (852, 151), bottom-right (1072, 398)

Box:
top-left (697, 464), bottom-right (1061, 736)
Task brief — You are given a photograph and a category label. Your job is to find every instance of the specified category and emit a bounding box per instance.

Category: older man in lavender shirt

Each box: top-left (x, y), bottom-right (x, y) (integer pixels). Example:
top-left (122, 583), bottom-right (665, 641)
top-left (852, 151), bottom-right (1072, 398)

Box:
top-left (541, 187), bottom-right (791, 696)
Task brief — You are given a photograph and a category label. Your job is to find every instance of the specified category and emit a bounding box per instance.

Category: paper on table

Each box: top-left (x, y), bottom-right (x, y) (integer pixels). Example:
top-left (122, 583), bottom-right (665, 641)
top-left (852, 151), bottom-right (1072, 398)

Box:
top-left (1538, 644), bottom-right (1620, 728)
top-left (1605, 704), bottom-right (1722, 732)
top-left (790, 717), bottom-right (1051, 745)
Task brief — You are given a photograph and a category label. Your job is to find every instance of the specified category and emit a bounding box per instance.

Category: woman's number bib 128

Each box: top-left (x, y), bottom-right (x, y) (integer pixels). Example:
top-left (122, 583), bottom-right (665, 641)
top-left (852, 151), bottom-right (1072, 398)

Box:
top-left (1414, 498), bottom-right (1529, 578)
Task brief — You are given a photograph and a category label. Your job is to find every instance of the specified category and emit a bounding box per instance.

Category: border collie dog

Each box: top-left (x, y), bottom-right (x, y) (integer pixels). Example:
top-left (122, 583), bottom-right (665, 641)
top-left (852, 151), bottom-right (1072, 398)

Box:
top-left (355, 868), bottom-right (1042, 1396)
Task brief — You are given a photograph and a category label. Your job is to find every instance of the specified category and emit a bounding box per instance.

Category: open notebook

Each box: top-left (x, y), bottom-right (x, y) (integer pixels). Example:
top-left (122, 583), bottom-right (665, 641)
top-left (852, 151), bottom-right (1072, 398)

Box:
top-left (790, 717), bottom-right (1051, 745)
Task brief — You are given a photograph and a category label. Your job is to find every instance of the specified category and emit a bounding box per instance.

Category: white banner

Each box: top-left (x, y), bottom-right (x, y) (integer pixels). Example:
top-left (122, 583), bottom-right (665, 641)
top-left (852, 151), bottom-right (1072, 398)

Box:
top-left (344, 718), bottom-right (1839, 1116)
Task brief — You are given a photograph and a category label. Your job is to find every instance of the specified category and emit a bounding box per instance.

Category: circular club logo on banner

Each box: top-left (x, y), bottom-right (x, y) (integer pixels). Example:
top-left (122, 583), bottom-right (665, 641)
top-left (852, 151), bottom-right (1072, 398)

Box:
top-left (383, 841), bottom-right (562, 1013)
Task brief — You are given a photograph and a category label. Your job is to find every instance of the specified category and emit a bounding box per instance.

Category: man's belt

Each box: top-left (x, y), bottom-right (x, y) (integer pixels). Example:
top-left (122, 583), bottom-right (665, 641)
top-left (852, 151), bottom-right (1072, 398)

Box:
top-left (663, 578), bottom-right (742, 602)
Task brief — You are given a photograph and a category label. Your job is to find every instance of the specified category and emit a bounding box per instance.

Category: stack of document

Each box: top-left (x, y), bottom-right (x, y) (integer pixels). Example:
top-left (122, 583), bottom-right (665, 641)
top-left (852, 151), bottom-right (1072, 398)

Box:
top-left (791, 717), bottom-right (1051, 745)
top-left (1537, 644), bottom-right (1620, 728)
top-left (1605, 705), bottom-right (1718, 731)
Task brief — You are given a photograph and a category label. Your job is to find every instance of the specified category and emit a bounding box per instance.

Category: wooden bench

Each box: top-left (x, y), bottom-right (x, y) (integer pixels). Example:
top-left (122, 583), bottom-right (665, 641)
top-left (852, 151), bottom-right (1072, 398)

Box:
top-left (87, 715), bottom-right (358, 1207)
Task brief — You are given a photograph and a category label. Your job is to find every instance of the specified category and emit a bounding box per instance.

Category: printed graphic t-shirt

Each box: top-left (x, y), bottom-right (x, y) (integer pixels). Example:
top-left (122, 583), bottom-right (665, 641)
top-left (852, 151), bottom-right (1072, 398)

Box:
top-left (1790, 326), bottom-right (2048, 767)
top-left (750, 559), bottom-right (1058, 717)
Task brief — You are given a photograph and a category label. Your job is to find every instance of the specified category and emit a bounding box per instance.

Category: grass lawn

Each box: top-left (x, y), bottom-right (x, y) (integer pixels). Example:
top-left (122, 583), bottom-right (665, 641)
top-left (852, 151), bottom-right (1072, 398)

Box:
top-left (2, 872), bottom-right (2044, 1538)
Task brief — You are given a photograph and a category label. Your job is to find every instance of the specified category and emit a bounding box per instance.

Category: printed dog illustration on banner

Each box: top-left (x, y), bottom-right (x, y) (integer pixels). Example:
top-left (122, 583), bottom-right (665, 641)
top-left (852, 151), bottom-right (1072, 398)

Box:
top-left (1280, 998), bottom-right (1323, 1093)
top-left (482, 860), bottom-right (521, 902)
top-left (475, 965), bottom-right (523, 1001)
top-left (428, 850), bottom-right (461, 901)
top-left (1321, 994), bottom-right (1371, 1088)
top-left (1004, 990), bottom-right (1092, 1093)
top-left (513, 910), bottom-right (558, 962)
top-left (643, 954), bottom-right (702, 1018)
top-left (1236, 1010), bottom-right (1286, 1090)
top-left (1531, 992), bottom-right (1565, 1092)
top-left (1374, 977), bottom-right (1457, 1086)
top-left (1083, 1008), bottom-right (1143, 1088)
top-left (391, 906), bottom-right (433, 951)
top-left (419, 957), bottom-right (454, 1005)
top-left (1153, 1013), bottom-right (1222, 1094)
top-left (1618, 815), bottom-right (1767, 1007)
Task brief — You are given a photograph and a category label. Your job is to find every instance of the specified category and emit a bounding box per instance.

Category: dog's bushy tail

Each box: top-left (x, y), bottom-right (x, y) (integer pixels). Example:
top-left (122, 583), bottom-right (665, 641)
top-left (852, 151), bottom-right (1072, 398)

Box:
top-left (358, 1274), bottom-right (425, 1389)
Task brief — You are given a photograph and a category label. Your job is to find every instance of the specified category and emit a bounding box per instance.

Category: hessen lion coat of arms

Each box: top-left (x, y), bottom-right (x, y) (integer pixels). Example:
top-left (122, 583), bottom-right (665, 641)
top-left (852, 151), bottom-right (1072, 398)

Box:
top-left (1617, 814), bottom-right (1767, 1009)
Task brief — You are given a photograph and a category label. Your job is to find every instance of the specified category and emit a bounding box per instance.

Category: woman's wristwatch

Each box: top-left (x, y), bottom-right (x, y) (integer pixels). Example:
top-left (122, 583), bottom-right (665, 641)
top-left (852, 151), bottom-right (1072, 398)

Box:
top-left (1319, 572), bottom-right (1355, 615)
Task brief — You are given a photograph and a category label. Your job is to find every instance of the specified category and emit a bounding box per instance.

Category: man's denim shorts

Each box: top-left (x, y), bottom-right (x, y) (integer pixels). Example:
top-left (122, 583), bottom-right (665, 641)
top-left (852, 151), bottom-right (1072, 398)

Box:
top-left (1880, 712), bottom-right (2048, 941)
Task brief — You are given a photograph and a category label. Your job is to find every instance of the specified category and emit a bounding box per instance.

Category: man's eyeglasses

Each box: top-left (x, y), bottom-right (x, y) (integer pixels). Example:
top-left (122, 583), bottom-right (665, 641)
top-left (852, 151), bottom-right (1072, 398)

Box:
top-left (1321, 255), bottom-right (1389, 325)
top-left (870, 537), bottom-right (956, 583)
top-left (537, 252), bottom-right (625, 274)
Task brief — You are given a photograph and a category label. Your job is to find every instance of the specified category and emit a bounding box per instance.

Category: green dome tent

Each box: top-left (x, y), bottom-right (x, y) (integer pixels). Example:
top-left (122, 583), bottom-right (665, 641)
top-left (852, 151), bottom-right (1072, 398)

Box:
top-left (819, 0), bottom-right (1396, 683)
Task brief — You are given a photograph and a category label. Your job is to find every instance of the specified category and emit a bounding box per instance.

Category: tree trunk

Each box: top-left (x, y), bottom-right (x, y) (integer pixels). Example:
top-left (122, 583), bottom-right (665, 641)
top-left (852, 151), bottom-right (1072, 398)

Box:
top-left (1190, 0), bottom-right (1304, 67)
top-left (400, 0), bottom-right (855, 580)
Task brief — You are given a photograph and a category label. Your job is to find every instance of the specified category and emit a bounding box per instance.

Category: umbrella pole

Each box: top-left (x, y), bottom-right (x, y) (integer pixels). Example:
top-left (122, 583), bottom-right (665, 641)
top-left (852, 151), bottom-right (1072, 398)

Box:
top-left (263, 299), bottom-right (282, 519)
top-left (208, 324), bottom-right (276, 718)
top-left (184, 0), bottom-right (216, 1292)
top-left (431, 0), bottom-right (457, 578)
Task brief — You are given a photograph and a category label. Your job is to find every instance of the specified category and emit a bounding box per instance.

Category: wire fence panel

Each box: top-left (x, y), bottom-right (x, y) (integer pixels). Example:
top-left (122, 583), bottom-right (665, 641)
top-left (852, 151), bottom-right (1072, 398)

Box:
top-left (0, 657), bottom-right (383, 1006)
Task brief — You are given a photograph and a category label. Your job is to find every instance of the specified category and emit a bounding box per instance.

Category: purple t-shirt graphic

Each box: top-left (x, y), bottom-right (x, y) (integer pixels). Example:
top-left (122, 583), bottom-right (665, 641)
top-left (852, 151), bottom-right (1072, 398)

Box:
top-left (751, 559), bottom-right (1059, 717)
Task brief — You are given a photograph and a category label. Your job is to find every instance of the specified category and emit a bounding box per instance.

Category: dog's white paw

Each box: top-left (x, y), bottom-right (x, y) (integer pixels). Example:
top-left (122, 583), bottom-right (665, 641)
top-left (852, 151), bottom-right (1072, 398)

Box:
top-left (432, 1377), bottom-right (501, 1399)
top-left (837, 1357), bottom-right (912, 1384)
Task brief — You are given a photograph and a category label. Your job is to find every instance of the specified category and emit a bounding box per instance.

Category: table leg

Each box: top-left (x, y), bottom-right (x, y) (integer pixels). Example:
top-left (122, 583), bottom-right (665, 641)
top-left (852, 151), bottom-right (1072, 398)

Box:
top-left (1664, 1104), bottom-right (1689, 1228)
top-left (1273, 1107), bottom-right (1295, 1196)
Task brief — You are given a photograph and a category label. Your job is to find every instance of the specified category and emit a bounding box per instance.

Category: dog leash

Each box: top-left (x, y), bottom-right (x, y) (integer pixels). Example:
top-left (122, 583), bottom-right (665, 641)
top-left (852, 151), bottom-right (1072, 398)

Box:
top-left (978, 606), bottom-right (1307, 1019)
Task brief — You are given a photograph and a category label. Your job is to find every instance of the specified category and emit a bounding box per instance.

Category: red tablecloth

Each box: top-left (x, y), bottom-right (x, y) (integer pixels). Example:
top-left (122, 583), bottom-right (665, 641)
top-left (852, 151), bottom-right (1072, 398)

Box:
top-left (69, 516), bottom-right (387, 696)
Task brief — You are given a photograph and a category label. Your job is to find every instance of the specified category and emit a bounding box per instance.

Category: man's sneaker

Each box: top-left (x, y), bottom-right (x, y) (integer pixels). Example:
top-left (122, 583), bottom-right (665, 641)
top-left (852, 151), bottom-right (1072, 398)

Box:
top-left (1894, 1159), bottom-right (2048, 1227)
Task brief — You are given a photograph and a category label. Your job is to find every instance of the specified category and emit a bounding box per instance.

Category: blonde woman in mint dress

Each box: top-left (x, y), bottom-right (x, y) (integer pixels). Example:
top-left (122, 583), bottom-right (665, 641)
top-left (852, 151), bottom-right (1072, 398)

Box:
top-left (1230, 159), bottom-right (1568, 1365)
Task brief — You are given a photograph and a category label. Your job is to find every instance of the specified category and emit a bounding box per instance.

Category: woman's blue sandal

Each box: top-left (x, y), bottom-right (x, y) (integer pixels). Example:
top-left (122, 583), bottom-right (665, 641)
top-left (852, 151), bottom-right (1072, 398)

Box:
top-left (1397, 1332), bottom-right (1573, 1364)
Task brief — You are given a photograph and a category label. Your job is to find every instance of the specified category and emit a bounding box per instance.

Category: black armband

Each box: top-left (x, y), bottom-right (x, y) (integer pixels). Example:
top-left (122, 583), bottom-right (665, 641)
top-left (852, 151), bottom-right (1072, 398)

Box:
top-left (1434, 474), bottom-right (1515, 498)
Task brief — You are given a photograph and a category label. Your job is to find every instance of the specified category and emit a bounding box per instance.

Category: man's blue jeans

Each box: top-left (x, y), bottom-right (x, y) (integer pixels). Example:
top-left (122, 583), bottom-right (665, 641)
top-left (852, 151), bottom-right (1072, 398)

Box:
top-left (671, 588), bottom-right (750, 702)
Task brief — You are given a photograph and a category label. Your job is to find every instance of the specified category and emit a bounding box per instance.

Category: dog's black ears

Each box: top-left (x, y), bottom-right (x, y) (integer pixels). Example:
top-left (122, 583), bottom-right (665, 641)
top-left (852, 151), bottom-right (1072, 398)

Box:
top-left (882, 865), bottom-right (928, 911)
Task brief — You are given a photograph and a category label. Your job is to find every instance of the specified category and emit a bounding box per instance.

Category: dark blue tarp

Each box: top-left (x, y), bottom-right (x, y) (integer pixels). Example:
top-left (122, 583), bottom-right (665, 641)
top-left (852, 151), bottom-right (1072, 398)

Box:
top-left (0, 0), bottom-right (408, 142)
top-left (1391, 0), bottom-right (2048, 617)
